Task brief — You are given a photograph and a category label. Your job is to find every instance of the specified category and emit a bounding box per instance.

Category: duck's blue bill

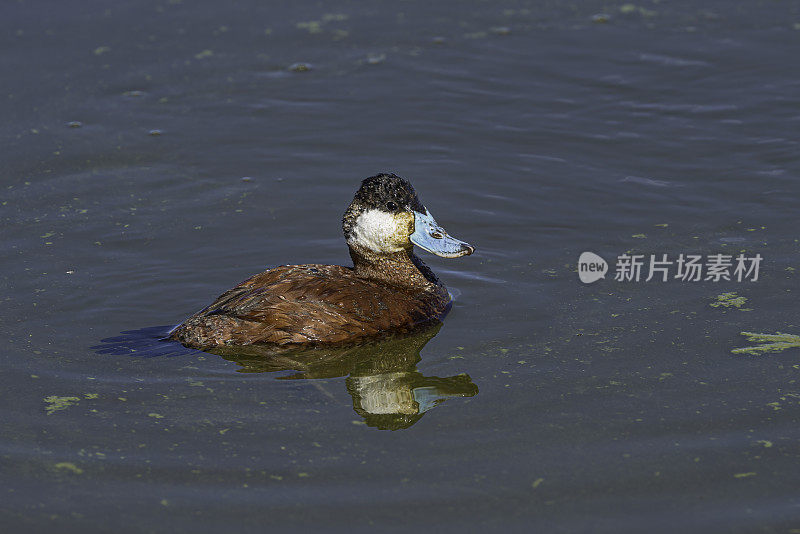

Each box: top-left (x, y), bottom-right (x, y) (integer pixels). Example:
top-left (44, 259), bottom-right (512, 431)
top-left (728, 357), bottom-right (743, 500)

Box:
top-left (410, 210), bottom-right (475, 258)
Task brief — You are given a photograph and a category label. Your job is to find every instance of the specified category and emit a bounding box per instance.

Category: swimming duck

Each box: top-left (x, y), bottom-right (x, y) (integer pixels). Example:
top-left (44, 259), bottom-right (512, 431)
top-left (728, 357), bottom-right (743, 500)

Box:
top-left (169, 173), bottom-right (474, 349)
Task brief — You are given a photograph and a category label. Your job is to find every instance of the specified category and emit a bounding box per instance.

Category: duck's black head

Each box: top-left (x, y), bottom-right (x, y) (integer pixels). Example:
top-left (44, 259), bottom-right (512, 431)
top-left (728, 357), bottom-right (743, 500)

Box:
top-left (342, 173), bottom-right (474, 258)
top-left (350, 173), bottom-right (426, 216)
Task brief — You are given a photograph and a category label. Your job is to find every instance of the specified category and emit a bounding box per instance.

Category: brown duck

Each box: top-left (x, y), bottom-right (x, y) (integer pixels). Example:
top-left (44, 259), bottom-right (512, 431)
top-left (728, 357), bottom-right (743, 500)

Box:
top-left (169, 173), bottom-right (474, 349)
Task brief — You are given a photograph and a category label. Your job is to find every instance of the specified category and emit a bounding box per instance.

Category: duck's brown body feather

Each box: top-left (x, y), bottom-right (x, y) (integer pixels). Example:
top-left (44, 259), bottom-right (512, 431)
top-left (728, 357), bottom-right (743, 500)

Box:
top-left (169, 262), bottom-right (451, 349)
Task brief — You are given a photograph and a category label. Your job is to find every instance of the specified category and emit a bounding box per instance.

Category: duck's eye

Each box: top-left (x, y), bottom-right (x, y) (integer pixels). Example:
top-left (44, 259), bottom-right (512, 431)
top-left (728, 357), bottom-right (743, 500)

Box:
top-left (430, 231), bottom-right (444, 239)
top-left (386, 201), bottom-right (398, 211)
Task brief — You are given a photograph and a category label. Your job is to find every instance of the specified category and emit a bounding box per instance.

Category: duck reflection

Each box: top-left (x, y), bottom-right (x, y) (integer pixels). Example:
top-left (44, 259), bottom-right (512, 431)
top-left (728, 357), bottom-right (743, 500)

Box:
top-left (207, 325), bottom-right (478, 430)
top-left (95, 324), bottom-right (478, 430)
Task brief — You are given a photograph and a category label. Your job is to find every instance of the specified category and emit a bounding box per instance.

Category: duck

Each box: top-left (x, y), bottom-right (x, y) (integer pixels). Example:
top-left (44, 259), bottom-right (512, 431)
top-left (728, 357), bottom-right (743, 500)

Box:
top-left (168, 172), bottom-right (475, 349)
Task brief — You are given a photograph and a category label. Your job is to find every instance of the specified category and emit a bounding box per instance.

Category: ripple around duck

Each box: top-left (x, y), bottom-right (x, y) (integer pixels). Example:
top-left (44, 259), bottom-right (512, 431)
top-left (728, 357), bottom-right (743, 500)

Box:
top-left (436, 267), bottom-right (507, 285)
top-left (637, 53), bottom-right (712, 68)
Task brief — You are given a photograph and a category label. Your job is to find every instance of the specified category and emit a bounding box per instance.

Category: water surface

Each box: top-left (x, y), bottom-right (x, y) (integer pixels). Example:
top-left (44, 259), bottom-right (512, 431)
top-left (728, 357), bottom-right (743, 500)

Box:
top-left (2, 0), bottom-right (799, 532)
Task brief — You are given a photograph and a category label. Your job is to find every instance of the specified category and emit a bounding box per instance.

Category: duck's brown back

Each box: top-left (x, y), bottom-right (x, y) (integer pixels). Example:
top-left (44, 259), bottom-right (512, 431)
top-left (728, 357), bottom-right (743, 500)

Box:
top-left (169, 264), bottom-right (451, 348)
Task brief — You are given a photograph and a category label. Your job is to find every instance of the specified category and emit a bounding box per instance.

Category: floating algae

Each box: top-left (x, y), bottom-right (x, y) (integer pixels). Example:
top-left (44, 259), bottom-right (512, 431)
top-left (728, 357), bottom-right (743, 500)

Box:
top-left (54, 462), bottom-right (84, 474)
top-left (296, 21), bottom-right (322, 33)
top-left (43, 393), bottom-right (98, 415)
top-left (732, 332), bottom-right (800, 355)
top-left (44, 396), bottom-right (81, 415)
top-left (710, 292), bottom-right (748, 309)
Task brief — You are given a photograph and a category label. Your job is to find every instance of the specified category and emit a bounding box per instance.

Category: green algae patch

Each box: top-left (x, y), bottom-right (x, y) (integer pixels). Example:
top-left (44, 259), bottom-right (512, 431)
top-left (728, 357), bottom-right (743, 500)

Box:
top-left (54, 462), bottom-right (83, 474)
top-left (620, 5), bottom-right (657, 17)
top-left (44, 396), bottom-right (81, 415)
top-left (43, 393), bottom-right (98, 415)
top-left (710, 292), bottom-right (748, 309)
top-left (296, 21), bottom-right (322, 33)
top-left (296, 14), bottom-right (347, 37)
top-left (732, 332), bottom-right (800, 356)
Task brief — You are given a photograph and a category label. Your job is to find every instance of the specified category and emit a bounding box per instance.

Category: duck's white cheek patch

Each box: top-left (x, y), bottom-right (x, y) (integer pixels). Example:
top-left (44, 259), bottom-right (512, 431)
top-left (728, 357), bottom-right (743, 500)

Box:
top-left (349, 209), bottom-right (404, 253)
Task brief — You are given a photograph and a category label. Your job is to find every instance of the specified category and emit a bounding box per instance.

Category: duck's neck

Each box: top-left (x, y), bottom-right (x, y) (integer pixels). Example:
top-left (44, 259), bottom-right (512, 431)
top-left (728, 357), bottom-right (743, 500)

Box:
top-left (348, 245), bottom-right (441, 291)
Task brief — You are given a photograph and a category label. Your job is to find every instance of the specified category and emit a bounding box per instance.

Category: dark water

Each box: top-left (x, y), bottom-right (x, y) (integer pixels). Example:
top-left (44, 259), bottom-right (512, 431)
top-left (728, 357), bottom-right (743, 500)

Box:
top-left (2, 0), bottom-right (800, 532)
